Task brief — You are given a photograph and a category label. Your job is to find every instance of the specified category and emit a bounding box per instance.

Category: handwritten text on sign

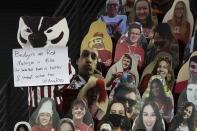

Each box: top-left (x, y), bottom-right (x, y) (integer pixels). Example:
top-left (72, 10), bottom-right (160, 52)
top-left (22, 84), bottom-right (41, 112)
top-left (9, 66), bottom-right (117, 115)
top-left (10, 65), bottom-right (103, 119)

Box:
top-left (12, 47), bottom-right (70, 87)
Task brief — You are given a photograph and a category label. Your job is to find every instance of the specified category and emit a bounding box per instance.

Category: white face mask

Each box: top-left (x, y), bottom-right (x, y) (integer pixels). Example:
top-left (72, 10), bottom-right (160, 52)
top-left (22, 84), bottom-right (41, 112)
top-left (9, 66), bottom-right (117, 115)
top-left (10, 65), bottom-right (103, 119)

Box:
top-left (187, 84), bottom-right (197, 108)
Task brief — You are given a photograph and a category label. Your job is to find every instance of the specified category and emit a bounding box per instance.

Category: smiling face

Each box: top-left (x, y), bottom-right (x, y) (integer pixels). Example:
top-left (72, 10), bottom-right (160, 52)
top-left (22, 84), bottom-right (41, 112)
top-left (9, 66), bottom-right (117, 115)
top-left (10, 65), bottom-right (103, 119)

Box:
top-left (129, 28), bottom-right (141, 43)
top-left (135, 0), bottom-right (150, 23)
top-left (174, 1), bottom-right (185, 19)
top-left (122, 55), bottom-right (132, 70)
top-left (157, 60), bottom-right (169, 79)
top-left (38, 113), bottom-right (51, 126)
top-left (72, 104), bottom-right (86, 120)
top-left (182, 106), bottom-right (193, 120)
top-left (142, 105), bottom-right (157, 130)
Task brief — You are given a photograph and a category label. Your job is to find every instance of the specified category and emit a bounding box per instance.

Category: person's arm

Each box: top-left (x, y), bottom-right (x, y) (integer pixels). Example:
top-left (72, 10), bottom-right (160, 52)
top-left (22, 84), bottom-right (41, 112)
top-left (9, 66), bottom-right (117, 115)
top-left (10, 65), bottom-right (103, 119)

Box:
top-left (106, 67), bottom-right (117, 87)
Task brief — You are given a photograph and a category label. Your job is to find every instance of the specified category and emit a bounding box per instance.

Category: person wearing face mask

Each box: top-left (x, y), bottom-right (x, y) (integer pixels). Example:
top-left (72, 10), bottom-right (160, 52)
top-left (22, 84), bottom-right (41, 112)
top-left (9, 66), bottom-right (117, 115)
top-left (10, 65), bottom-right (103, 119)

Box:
top-left (112, 84), bottom-right (141, 125)
top-left (29, 98), bottom-right (60, 131)
top-left (169, 102), bottom-right (195, 131)
top-left (139, 56), bottom-right (175, 95)
top-left (103, 100), bottom-right (131, 131)
top-left (132, 100), bottom-right (164, 131)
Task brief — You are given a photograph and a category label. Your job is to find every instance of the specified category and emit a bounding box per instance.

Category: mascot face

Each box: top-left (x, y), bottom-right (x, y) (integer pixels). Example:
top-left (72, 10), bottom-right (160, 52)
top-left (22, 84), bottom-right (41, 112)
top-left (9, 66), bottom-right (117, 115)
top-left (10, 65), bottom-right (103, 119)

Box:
top-left (17, 16), bottom-right (69, 48)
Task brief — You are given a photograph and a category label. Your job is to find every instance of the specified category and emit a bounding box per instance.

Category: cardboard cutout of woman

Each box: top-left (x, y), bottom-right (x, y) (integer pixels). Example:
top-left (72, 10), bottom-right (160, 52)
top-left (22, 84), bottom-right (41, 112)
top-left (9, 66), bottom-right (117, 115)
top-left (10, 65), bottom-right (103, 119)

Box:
top-left (29, 98), bottom-right (60, 131)
top-left (169, 102), bottom-right (196, 131)
top-left (132, 0), bottom-right (158, 40)
top-left (14, 121), bottom-right (32, 131)
top-left (68, 99), bottom-right (94, 131)
top-left (114, 22), bottom-right (147, 68)
top-left (132, 100), bottom-right (165, 131)
top-left (139, 53), bottom-right (175, 94)
top-left (103, 100), bottom-right (131, 131)
top-left (178, 75), bottom-right (197, 129)
top-left (105, 53), bottom-right (139, 90)
top-left (81, 20), bottom-right (113, 68)
top-left (109, 83), bottom-right (142, 123)
top-left (142, 75), bottom-right (174, 123)
top-left (163, 0), bottom-right (194, 45)
top-left (58, 118), bottom-right (75, 131)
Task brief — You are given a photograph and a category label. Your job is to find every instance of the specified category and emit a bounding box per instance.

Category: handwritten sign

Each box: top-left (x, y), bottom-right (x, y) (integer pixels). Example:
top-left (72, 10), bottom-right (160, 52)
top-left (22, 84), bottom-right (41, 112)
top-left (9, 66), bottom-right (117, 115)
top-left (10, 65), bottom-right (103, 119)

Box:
top-left (12, 47), bottom-right (70, 87)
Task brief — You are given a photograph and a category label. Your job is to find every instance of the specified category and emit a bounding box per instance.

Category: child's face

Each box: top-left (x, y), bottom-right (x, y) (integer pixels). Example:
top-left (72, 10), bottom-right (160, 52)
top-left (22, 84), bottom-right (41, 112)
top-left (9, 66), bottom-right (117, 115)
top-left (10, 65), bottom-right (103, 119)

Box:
top-left (39, 113), bottom-right (51, 126)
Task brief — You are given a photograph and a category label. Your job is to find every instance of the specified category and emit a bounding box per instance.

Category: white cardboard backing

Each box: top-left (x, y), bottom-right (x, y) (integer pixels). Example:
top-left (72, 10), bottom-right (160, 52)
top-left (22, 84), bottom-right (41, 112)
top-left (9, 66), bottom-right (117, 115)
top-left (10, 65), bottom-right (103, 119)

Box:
top-left (12, 47), bottom-right (69, 87)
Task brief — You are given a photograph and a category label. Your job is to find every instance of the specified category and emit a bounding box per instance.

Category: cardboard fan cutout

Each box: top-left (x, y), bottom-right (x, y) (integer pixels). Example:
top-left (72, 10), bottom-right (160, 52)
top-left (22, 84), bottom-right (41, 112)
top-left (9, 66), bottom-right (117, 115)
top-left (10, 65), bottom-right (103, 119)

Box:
top-left (132, 101), bottom-right (165, 131)
top-left (105, 53), bottom-right (139, 90)
top-left (67, 98), bottom-right (94, 131)
top-left (178, 74), bottom-right (197, 111)
top-left (177, 76), bottom-right (197, 130)
top-left (142, 75), bottom-right (174, 123)
top-left (162, 0), bottom-right (194, 38)
top-left (14, 121), bottom-right (32, 131)
top-left (168, 101), bottom-right (196, 131)
top-left (108, 84), bottom-right (142, 121)
top-left (81, 20), bottom-right (113, 67)
top-left (17, 16), bottom-right (69, 48)
top-left (16, 16), bottom-right (75, 115)
top-left (29, 98), bottom-right (60, 131)
top-left (139, 51), bottom-right (175, 94)
top-left (114, 31), bottom-right (145, 68)
top-left (175, 51), bottom-right (197, 94)
top-left (140, 51), bottom-right (173, 84)
top-left (77, 76), bottom-right (108, 121)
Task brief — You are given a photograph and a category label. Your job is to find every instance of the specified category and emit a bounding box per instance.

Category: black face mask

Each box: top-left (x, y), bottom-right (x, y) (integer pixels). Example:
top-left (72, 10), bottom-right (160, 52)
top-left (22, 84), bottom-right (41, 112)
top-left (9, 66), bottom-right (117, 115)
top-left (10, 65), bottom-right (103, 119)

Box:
top-left (108, 114), bottom-right (125, 127)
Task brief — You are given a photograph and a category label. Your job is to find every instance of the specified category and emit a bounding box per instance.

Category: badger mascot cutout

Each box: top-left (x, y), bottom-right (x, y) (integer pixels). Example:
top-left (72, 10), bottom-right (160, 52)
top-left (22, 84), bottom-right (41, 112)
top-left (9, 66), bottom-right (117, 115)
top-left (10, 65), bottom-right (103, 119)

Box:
top-left (8, 16), bottom-right (74, 130)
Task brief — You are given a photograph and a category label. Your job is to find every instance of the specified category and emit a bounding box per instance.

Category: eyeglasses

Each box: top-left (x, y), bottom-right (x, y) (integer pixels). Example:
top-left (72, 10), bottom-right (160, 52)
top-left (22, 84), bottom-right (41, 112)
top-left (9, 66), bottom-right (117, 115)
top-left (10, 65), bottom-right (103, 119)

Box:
top-left (81, 50), bottom-right (98, 60)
